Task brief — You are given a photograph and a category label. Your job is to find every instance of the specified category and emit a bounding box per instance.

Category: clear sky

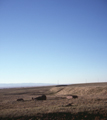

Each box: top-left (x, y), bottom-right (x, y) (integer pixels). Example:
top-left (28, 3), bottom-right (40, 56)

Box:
top-left (0, 0), bottom-right (107, 84)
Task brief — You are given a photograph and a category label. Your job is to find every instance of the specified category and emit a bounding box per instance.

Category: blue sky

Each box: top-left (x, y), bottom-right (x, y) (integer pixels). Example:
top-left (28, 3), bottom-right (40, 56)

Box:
top-left (0, 0), bottom-right (107, 84)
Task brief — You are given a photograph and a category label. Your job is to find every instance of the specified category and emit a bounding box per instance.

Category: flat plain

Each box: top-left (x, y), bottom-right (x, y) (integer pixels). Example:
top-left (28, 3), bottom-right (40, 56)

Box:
top-left (0, 82), bottom-right (107, 120)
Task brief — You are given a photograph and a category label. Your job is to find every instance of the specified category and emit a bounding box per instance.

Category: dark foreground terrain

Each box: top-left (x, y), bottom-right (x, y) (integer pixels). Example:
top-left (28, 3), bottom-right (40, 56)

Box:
top-left (0, 112), bottom-right (107, 120)
top-left (0, 82), bottom-right (107, 120)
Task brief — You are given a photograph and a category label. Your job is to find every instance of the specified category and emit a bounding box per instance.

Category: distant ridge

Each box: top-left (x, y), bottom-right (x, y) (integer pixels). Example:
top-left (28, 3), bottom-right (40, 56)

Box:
top-left (0, 83), bottom-right (56, 89)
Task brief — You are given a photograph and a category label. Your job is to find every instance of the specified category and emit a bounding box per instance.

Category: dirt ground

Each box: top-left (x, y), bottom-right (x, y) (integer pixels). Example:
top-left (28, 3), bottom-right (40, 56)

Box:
top-left (0, 82), bottom-right (107, 120)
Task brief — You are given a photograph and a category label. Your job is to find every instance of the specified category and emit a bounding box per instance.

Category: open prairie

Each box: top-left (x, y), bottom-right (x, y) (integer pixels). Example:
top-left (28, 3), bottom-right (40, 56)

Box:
top-left (0, 82), bottom-right (107, 120)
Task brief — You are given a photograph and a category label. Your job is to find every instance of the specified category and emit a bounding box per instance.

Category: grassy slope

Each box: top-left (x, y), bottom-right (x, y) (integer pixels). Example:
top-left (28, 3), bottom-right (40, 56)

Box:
top-left (50, 82), bottom-right (107, 96)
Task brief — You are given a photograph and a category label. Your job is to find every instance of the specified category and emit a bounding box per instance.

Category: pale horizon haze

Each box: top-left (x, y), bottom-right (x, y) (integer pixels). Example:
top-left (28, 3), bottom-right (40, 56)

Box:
top-left (0, 0), bottom-right (107, 84)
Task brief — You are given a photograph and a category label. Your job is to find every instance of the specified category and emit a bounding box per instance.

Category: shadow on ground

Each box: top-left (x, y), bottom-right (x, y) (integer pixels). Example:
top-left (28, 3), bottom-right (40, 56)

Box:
top-left (0, 111), bottom-right (107, 120)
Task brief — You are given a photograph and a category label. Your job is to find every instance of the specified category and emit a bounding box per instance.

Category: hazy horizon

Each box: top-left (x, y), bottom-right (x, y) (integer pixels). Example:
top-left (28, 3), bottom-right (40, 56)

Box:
top-left (0, 82), bottom-right (106, 89)
top-left (0, 83), bottom-right (57, 89)
top-left (0, 0), bottom-right (107, 84)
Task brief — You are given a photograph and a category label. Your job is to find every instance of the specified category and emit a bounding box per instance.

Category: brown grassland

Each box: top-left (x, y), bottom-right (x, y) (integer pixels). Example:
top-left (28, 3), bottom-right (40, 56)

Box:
top-left (0, 82), bottom-right (107, 120)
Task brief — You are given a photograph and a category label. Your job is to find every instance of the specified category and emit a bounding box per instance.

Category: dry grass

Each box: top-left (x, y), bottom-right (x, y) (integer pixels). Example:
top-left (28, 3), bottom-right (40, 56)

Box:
top-left (0, 82), bottom-right (107, 120)
top-left (50, 82), bottom-right (107, 96)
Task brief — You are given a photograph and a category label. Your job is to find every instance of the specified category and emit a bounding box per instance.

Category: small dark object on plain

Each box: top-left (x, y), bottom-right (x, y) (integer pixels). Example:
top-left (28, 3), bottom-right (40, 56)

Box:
top-left (72, 95), bottom-right (78, 98)
top-left (32, 94), bottom-right (46, 100)
top-left (17, 98), bottom-right (24, 101)
top-left (66, 95), bottom-right (78, 99)
top-left (65, 103), bottom-right (72, 107)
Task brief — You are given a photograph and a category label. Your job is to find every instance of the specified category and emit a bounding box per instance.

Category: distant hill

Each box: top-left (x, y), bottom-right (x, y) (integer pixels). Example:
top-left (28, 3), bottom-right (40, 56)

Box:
top-left (0, 83), bottom-right (56, 89)
top-left (50, 82), bottom-right (107, 96)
